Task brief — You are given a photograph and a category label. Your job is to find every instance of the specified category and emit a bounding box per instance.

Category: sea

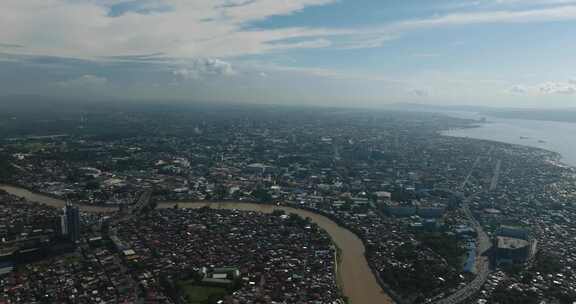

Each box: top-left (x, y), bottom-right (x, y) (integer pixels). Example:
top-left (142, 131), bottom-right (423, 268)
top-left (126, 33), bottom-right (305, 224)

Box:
top-left (440, 111), bottom-right (576, 168)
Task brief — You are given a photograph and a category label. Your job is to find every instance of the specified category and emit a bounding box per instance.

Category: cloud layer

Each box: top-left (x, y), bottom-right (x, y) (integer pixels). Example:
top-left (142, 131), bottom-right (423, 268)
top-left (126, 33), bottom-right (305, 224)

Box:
top-left (173, 58), bottom-right (236, 80)
top-left (509, 79), bottom-right (576, 95)
top-left (4, 1), bottom-right (576, 60)
top-left (1, 0), bottom-right (576, 108)
top-left (0, 0), bottom-right (336, 59)
top-left (57, 74), bottom-right (109, 88)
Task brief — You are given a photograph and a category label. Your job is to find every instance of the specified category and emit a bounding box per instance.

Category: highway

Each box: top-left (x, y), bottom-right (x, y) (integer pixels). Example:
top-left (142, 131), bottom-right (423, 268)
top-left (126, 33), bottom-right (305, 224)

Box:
top-left (434, 153), bottom-right (494, 304)
top-left (433, 194), bottom-right (491, 304)
top-left (106, 190), bottom-right (153, 304)
top-left (489, 159), bottom-right (502, 191)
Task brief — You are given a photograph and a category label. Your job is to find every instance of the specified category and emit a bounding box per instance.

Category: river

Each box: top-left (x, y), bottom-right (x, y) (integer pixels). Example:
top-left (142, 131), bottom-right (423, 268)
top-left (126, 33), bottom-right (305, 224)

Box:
top-left (441, 111), bottom-right (576, 167)
top-left (0, 184), bottom-right (117, 213)
top-left (5, 112), bottom-right (572, 304)
top-left (0, 185), bottom-right (394, 304)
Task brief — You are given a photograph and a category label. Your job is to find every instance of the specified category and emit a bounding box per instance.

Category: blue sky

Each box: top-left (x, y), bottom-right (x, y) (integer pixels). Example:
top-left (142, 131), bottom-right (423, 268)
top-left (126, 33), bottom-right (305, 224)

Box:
top-left (1, 0), bottom-right (576, 107)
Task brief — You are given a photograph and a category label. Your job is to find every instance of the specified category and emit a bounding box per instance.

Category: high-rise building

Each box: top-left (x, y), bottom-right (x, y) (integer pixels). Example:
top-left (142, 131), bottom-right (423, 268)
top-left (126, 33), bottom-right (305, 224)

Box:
top-left (60, 212), bottom-right (68, 236)
top-left (61, 204), bottom-right (81, 243)
top-left (493, 225), bottom-right (535, 266)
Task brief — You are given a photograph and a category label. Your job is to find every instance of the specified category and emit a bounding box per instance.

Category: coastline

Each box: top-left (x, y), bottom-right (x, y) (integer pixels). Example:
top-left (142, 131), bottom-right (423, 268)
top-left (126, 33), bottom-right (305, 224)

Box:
top-left (441, 129), bottom-right (571, 169)
top-left (439, 111), bottom-right (576, 169)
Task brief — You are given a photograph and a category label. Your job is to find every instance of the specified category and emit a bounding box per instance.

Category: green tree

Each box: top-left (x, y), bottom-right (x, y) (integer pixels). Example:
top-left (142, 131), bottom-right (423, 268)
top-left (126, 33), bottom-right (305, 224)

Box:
top-left (252, 188), bottom-right (272, 202)
top-left (272, 209), bottom-right (285, 217)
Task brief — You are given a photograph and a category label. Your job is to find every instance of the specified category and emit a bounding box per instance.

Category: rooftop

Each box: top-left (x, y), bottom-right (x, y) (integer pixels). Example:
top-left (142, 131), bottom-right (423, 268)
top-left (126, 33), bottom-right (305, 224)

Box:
top-left (496, 236), bottom-right (529, 250)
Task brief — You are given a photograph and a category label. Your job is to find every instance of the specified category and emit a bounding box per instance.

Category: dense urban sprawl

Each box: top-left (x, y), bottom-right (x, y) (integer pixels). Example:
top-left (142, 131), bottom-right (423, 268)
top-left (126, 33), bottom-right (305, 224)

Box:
top-left (1, 106), bottom-right (575, 304)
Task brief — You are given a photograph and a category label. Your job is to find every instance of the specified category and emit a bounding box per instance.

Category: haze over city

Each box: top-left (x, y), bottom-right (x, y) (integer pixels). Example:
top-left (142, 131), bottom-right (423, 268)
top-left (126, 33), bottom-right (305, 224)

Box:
top-left (3, 1), bottom-right (576, 304)
top-left (1, 0), bottom-right (576, 107)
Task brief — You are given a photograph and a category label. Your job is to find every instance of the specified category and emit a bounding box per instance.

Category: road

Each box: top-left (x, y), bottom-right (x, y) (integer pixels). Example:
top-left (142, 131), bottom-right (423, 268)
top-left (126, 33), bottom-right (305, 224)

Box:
top-left (433, 193), bottom-right (491, 304)
top-left (434, 151), bottom-right (494, 304)
top-left (461, 157), bottom-right (481, 192)
top-left (106, 190), bottom-right (153, 304)
top-left (489, 159), bottom-right (502, 191)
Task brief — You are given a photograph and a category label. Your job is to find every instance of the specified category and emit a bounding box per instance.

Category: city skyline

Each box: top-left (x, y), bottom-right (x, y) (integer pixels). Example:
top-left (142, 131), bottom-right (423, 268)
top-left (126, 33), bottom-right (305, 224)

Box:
top-left (1, 0), bottom-right (576, 107)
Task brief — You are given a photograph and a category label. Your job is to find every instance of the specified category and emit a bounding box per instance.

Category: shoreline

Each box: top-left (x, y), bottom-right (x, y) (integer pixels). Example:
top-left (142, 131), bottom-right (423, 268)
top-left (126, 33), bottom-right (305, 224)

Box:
top-left (442, 131), bottom-right (572, 169)
top-left (439, 112), bottom-right (576, 169)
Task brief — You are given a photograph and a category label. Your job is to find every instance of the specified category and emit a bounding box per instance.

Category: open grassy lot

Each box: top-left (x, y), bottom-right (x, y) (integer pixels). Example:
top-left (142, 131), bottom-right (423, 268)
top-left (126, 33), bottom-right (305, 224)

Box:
top-left (177, 281), bottom-right (228, 304)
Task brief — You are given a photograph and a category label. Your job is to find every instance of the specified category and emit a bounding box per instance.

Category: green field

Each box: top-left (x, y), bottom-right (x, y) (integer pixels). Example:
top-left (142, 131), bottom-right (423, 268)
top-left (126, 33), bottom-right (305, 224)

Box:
top-left (177, 281), bottom-right (228, 304)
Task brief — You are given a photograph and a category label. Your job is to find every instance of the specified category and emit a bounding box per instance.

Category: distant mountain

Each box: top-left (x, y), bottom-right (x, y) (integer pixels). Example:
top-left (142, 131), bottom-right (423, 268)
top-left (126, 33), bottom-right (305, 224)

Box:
top-left (483, 109), bottom-right (576, 123)
top-left (2, 97), bottom-right (576, 123)
top-left (387, 103), bottom-right (576, 123)
top-left (384, 102), bottom-right (501, 112)
top-left (0, 94), bottom-right (108, 111)
top-left (0, 94), bottom-right (164, 116)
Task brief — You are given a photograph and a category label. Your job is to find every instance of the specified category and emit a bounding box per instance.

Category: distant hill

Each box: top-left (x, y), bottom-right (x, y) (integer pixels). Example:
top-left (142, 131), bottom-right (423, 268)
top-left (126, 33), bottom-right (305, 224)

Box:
top-left (0, 94), bottom-right (111, 113)
top-left (387, 103), bottom-right (576, 123)
top-left (384, 102), bottom-right (495, 112)
top-left (482, 110), bottom-right (576, 123)
top-left (2, 97), bottom-right (575, 123)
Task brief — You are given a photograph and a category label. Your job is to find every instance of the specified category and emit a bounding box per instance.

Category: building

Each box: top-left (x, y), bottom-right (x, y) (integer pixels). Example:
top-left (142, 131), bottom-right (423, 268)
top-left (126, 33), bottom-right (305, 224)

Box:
top-left (244, 163), bottom-right (274, 174)
top-left (418, 207), bottom-right (445, 219)
top-left (455, 225), bottom-right (477, 239)
top-left (0, 241), bottom-right (18, 262)
top-left (385, 205), bottom-right (417, 217)
top-left (463, 241), bottom-right (476, 273)
top-left (497, 226), bottom-right (529, 239)
top-left (384, 205), bottom-right (445, 218)
top-left (494, 236), bottom-right (530, 265)
top-left (61, 204), bottom-right (81, 243)
top-left (199, 266), bottom-right (241, 288)
top-left (493, 226), bottom-right (534, 266)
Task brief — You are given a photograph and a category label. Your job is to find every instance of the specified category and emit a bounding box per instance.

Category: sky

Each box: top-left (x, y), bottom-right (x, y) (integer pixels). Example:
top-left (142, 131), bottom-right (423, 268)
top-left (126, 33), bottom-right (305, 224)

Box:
top-left (1, 0), bottom-right (576, 108)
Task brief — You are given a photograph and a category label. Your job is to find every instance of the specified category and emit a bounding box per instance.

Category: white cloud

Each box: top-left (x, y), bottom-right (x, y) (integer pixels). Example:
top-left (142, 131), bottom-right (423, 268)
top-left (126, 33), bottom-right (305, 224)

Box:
top-left (57, 74), bottom-right (109, 88)
top-left (220, 0), bottom-right (335, 21)
top-left (508, 79), bottom-right (576, 95)
top-left (493, 0), bottom-right (576, 5)
top-left (0, 0), bottom-right (337, 60)
top-left (3, 0), bottom-right (576, 61)
top-left (537, 81), bottom-right (576, 95)
top-left (173, 58), bottom-right (236, 80)
top-left (251, 63), bottom-right (398, 82)
top-left (508, 84), bottom-right (529, 95)
top-left (410, 88), bottom-right (431, 97)
top-left (389, 5), bottom-right (576, 30)
top-left (268, 38), bottom-right (332, 50)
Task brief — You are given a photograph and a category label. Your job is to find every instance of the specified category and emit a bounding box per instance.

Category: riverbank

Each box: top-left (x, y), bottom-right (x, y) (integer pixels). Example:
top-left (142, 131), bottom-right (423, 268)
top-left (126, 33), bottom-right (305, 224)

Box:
top-left (160, 201), bottom-right (395, 304)
top-left (0, 183), bottom-right (118, 213)
top-left (0, 185), bottom-right (395, 304)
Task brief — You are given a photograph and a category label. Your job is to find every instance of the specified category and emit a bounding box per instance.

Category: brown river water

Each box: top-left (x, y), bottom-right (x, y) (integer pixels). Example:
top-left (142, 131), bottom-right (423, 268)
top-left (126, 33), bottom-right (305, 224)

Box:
top-left (0, 185), bottom-right (394, 304)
